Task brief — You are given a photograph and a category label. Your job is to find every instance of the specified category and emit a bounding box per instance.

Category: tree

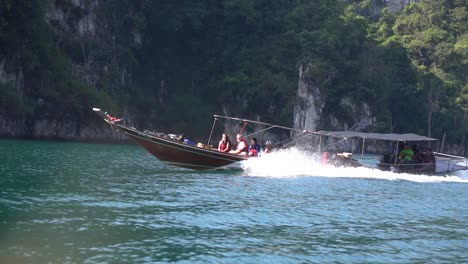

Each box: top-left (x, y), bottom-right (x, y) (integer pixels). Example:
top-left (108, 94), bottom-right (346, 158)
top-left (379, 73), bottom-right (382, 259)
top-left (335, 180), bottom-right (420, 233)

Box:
top-left (379, 0), bottom-right (467, 139)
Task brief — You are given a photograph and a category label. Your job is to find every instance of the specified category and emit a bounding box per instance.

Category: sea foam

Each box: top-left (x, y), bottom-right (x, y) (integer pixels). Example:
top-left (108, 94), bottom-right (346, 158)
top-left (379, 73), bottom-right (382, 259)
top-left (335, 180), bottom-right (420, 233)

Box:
top-left (240, 147), bottom-right (468, 183)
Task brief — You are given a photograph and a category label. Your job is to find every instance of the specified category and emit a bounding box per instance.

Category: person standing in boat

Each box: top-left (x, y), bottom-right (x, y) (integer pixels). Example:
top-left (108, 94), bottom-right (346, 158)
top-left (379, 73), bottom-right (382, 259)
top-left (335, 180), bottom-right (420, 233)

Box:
top-left (248, 138), bottom-right (261, 157)
top-left (218, 133), bottom-right (231, 152)
top-left (229, 134), bottom-right (248, 155)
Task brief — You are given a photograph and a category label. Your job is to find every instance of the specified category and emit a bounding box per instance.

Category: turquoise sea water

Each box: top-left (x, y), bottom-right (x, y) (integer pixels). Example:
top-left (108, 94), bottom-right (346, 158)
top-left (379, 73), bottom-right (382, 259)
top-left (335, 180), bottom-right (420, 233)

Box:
top-left (1, 139), bottom-right (467, 263)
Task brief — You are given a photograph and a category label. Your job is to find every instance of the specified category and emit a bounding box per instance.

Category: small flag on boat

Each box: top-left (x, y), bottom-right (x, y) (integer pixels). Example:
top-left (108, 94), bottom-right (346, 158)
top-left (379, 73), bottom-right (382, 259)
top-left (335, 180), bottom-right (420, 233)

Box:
top-left (106, 114), bottom-right (124, 123)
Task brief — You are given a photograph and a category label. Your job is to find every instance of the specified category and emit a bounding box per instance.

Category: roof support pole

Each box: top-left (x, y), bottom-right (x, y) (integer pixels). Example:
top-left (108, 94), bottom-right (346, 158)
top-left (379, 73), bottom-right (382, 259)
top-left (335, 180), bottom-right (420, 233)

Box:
top-left (361, 138), bottom-right (365, 161)
top-left (318, 136), bottom-right (322, 152)
top-left (207, 118), bottom-right (217, 148)
top-left (394, 141), bottom-right (399, 164)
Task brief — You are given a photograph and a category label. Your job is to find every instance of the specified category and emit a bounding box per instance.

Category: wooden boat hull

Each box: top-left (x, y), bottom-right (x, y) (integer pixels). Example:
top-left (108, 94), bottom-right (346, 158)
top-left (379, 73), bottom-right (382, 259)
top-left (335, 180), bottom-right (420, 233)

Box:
top-left (112, 123), bottom-right (248, 170)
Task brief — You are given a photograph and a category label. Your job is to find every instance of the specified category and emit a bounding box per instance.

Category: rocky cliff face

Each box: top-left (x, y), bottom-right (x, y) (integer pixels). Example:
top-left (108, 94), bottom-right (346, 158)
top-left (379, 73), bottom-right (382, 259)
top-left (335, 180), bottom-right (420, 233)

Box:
top-left (384, 0), bottom-right (413, 12)
top-left (331, 97), bottom-right (376, 131)
top-left (0, 0), bottom-right (128, 140)
top-left (293, 0), bottom-right (411, 134)
top-left (293, 64), bottom-right (376, 133)
top-left (0, 114), bottom-right (125, 141)
top-left (293, 64), bottom-right (324, 132)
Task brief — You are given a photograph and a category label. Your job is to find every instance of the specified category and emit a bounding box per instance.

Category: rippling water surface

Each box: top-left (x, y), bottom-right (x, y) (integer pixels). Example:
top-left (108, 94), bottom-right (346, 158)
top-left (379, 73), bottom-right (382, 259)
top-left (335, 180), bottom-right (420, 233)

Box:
top-left (1, 139), bottom-right (467, 263)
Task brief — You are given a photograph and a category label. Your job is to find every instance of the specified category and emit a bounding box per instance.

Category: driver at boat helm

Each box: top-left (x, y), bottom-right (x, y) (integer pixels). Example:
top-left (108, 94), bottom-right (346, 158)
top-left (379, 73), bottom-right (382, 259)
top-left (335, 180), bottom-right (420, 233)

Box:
top-left (229, 134), bottom-right (249, 156)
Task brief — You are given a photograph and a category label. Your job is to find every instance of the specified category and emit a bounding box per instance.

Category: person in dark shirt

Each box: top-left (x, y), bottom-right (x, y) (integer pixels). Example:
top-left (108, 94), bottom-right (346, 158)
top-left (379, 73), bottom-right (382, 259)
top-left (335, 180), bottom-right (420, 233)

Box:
top-left (414, 148), bottom-right (425, 169)
top-left (422, 147), bottom-right (436, 172)
top-left (248, 138), bottom-right (261, 157)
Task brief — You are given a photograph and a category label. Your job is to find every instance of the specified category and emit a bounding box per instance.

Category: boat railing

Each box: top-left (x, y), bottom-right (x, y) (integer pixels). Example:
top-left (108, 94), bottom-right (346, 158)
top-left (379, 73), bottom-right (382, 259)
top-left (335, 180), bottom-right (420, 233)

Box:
top-left (433, 152), bottom-right (466, 161)
top-left (354, 156), bottom-right (381, 168)
top-left (434, 152), bottom-right (468, 173)
top-left (354, 153), bottom-right (468, 173)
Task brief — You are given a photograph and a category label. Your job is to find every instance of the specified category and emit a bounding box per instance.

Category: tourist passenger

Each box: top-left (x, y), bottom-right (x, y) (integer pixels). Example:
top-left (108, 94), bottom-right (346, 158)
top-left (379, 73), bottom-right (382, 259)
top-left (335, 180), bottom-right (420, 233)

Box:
top-left (264, 141), bottom-right (273, 154)
top-left (229, 134), bottom-right (248, 155)
top-left (413, 148), bottom-right (424, 169)
top-left (398, 143), bottom-right (414, 164)
top-left (412, 144), bottom-right (419, 155)
top-left (423, 147), bottom-right (436, 172)
top-left (218, 133), bottom-right (231, 152)
top-left (248, 138), bottom-right (261, 157)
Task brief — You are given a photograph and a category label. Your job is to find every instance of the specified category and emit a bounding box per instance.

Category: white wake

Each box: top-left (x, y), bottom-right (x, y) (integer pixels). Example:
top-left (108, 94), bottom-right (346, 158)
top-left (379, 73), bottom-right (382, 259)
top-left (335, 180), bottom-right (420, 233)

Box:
top-left (240, 148), bottom-right (468, 183)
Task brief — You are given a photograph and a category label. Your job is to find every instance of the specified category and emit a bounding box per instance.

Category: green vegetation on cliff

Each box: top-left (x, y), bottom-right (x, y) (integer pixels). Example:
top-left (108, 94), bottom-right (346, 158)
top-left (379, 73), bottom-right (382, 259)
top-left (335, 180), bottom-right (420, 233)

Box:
top-left (0, 0), bottom-right (466, 144)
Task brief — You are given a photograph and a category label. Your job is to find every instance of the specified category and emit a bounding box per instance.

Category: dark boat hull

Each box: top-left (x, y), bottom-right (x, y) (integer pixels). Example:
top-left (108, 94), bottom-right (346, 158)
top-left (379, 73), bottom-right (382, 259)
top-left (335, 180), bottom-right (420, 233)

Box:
top-left (112, 123), bottom-right (248, 170)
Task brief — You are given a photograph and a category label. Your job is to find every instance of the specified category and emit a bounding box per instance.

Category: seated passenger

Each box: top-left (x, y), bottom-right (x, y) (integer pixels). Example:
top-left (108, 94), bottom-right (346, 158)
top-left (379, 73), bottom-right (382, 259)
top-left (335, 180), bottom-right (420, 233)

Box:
top-left (398, 143), bottom-right (414, 164)
top-left (248, 138), bottom-right (261, 157)
top-left (218, 133), bottom-right (231, 152)
top-left (413, 148), bottom-right (424, 168)
top-left (422, 148), bottom-right (436, 172)
top-left (264, 141), bottom-right (273, 154)
top-left (229, 134), bottom-right (248, 155)
top-left (412, 144), bottom-right (419, 155)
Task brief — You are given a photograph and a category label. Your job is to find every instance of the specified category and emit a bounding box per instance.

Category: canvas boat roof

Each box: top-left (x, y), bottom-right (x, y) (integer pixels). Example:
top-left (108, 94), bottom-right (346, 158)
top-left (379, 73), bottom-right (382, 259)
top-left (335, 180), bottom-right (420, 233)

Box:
top-left (212, 115), bottom-right (438, 142)
top-left (315, 131), bottom-right (438, 142)
top-left (213, 114), bottom-right (309, 133)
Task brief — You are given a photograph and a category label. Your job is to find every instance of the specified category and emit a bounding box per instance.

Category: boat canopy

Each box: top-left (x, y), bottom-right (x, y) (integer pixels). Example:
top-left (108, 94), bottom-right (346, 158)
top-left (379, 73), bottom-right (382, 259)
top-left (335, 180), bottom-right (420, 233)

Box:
top-left (315, 131), bottom-right (438, 142)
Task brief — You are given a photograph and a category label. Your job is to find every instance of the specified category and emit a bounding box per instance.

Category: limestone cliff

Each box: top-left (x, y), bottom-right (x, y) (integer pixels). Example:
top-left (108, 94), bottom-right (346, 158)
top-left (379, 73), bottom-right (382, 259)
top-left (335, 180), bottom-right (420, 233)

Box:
top-left (384, 0), bottom-right (413, 12)
top-left (0, 0), bottom-right (130, 140)
top-left (292, 0), bottom-right (411, 134)
top-left (293, 64), bottom-right (377, 133)
top-left (293, 64), bottom-right (324, 133)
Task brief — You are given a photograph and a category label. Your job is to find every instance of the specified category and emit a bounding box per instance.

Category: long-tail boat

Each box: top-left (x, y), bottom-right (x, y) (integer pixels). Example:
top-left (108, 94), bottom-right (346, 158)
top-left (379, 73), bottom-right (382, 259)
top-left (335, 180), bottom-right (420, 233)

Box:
top-left (93, 107), bottom-right (308, 170)
top-left (314, 131), bottom-right (468, 174)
